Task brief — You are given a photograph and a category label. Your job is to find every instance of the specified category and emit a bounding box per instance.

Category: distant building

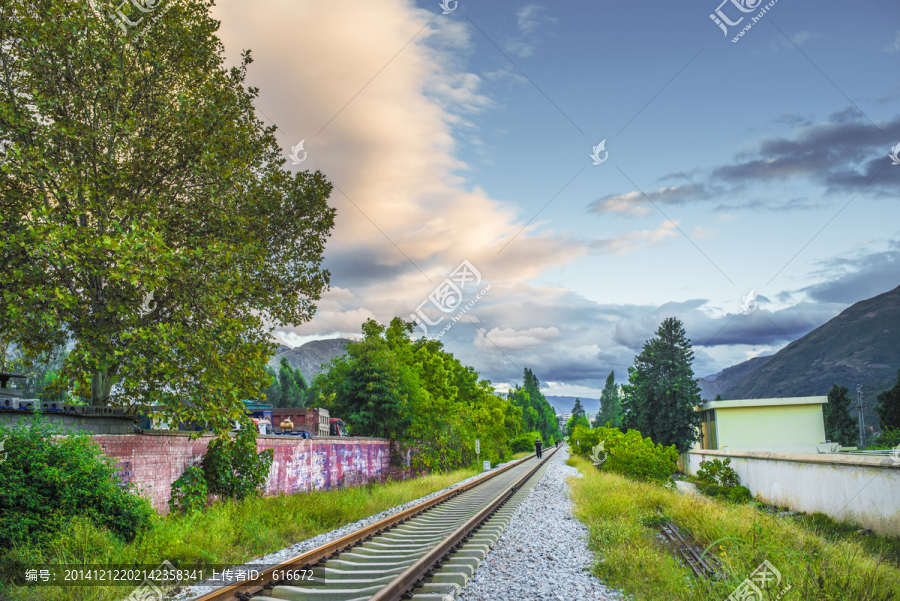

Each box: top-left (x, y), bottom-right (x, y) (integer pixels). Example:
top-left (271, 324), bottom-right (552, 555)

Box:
top-left (693, 396), bottom-right (837, 453)
top-left (557, 412), bottom-right (572, 433)
top-left (272, 407), bottom-right (330, 436)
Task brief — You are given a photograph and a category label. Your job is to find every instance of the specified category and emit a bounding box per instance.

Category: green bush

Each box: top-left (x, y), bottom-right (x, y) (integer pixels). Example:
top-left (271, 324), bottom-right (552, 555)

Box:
top-left (690, 458), bottom-right (751, 503)
top-left (695, 481), bottom-right (752, 503)
top-left (570, 425), bottom-right (678, 483)
top-left (0, 416), bottom-right (154, 549)
top-left (202, 426), bottom-right (274, 501)
top-left (867, 427), bottom-right (900, 451)
top-left (168, 465), bottom-right (208, 514)
top-left (696, 458), bottom-right (740, 487)
top-left (509, 431), bottom-right (542, 453)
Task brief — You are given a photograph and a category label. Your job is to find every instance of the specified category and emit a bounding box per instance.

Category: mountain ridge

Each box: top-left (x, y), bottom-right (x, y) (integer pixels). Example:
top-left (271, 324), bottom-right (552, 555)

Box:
top-left (269, 338), bottom-right (352, 383)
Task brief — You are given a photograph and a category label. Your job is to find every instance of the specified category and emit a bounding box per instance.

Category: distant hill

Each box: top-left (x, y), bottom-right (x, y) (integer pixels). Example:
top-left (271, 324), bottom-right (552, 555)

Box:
top-left (720, 284), bottom-right (899, 400)
top-left (545, 395), bottom-right (600, 416)
top-left (269, 338), bottom-right (352, 383)
top-left (698, 284), bottom-right (900, 432)
top-left (697, 355), bottom-right (773, 401)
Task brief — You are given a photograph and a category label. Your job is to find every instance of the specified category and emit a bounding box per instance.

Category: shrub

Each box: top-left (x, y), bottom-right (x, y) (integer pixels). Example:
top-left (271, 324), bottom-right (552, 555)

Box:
top-left (201, 426), bottom-right (274, 501)
top-left (696, 458), bottom-right (740, 487)
top-left (570, 425), bottom-right (678, 483)
top-left (0, 416), bottom-right (154, 549)
top-left (691, 458), bottom-right (751, 503)
top-left (695, 481), bottom-right (752, 503)
top-left (866, 427), bottom-right (900, 451)
top-left (168, 465), bottom-right (208, 514)
top-left (509, 431), bottom-right (542, 453)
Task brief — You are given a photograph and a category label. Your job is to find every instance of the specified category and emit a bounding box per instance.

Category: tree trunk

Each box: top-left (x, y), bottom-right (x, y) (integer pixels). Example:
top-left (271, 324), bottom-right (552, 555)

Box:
top-left (91, 364), bottom-right (116, 405)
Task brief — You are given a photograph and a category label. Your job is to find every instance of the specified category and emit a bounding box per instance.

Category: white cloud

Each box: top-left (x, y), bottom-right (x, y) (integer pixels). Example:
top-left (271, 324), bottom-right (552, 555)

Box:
top-left (479, 326), bottom-right (560, 350)
top-left (591, 221), bottom-right (680, 254)
top-left (588, 183), bottom-right (710, 217)
top-left (503, 4), bottom-right (557, 58)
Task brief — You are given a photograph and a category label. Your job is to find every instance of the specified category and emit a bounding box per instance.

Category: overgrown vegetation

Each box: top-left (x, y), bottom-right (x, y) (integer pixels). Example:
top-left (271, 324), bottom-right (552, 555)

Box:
top-left (312, 318), bottom-right (540, 471)
top-left (167, 466), bottom-right (208, 515)
top-left (0, 417), bottom-right (154, 550)
top-left (868, 427), bottom-right (900, 451)
top-left (695, 457), bottom-right (740, 487)
top-left (570, 425), bottom-right (678, 483)
top-left (509, 431), bottom-right (544, 453)
top-left (566, 454), bottom-right (900, 600)
top-left (689, 458), bottom-right (752, 503)
top-left (0, 467), bottom-right (477, 601)
top-left (201, 428), bottom-right (274, 501)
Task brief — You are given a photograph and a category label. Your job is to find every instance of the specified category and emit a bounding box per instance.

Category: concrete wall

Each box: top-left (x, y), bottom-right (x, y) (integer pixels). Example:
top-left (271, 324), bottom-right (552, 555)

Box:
top-left (94, 432), bottom-right (402, 513)
top-left (685, 449), bottom-right (900, 536)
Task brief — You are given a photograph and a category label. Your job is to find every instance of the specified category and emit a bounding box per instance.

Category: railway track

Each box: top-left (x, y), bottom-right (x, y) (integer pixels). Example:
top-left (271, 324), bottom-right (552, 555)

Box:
top-left (190, 446), bottom-right (558, 601)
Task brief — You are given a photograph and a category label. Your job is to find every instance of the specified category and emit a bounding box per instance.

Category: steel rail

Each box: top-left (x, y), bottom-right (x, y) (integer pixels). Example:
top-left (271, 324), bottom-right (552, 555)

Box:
top-left (189, 449), bottom-right (547, 601)
top-left (371, 445), bottom-right (558, 601)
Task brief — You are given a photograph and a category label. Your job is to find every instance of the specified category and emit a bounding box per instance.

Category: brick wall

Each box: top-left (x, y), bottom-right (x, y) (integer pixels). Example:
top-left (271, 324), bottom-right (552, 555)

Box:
top-left (94, 432), bottom-right (401, 513)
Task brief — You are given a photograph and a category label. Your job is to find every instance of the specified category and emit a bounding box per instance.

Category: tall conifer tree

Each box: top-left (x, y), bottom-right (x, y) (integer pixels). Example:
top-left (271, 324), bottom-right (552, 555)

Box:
top-left (824, 385), bottom-right (859, 446)
top-left (595, 370), bottom-right (622, 428)
top-left (621, 317), bottom-right (701, 452)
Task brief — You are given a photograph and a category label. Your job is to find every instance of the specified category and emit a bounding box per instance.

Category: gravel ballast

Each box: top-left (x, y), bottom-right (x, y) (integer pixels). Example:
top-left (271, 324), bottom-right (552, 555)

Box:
top-left (173, 457), bottom-right (529, 600)
top-left (457, 446), bottom-right (622, 601)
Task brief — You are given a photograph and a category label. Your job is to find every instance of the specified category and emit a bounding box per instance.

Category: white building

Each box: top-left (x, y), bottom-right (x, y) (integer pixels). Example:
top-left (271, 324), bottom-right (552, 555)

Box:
top-left (556, 412), bottom-right (572, 432)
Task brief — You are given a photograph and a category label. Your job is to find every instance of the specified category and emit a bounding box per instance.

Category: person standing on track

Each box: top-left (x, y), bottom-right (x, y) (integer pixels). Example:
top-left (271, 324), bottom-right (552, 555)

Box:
top-left (535, 436), bottom-right (543, 459)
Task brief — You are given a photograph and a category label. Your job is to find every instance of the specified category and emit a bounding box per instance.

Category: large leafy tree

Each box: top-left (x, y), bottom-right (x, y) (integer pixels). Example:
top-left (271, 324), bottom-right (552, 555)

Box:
top-left (621, 317), bottom-right (701, 452)
top-left (824, 385), bottom-right (859, 447)
top-left (315, 318), bottom-right (523, 470)
top-left (594, 370), bottom-right (622, 429)
top-left (876, 369), bottom-right (900, 431)
top-left (317, 320), bottom-right (416, 440)
top-left (0, 0), bottom-right (335, 432)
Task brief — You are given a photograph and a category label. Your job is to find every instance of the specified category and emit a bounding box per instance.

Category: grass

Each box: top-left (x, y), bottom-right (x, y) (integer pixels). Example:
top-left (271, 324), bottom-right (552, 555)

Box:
top-left (565, 454), bottom-right (900, 601)
top-left (509, 451), bottom-right (531, 460)
top-left (0, 468), bottom-right (477, 601)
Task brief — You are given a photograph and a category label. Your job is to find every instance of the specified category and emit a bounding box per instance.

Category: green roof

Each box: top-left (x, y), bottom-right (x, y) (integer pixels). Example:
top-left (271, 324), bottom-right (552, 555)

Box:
top-left (242, 400), bottom-right (274, 411)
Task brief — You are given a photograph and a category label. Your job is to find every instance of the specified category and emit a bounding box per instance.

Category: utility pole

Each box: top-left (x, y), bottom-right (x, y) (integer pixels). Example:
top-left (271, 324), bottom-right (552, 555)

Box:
top-left (856, 384), bottom-right (868, 449)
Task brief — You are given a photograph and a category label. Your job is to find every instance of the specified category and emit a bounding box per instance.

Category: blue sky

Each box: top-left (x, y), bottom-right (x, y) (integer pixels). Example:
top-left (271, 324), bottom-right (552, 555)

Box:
top-left (214, 0), bottom-right (900, 398)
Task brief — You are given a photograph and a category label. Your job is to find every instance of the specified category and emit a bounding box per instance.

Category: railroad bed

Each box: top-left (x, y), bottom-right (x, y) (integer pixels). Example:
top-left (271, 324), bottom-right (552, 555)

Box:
top-left (191, 447), bottom-right (558, 601)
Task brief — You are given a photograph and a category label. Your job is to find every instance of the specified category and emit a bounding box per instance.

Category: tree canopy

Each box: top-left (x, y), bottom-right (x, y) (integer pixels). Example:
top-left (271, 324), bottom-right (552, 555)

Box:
top-left (566, 410), bottom-right (589, 438)
top-left (571, 398), bottom-right (586, 418)
top-left (261, 358), bottom-right (309, 408)
top-left (824, 384), bottom-right (859, 447)
top-left (621, 317), bottom-right (701, 453)
top-left (876, 369), bottom-right (900, 431)
top-left (313, 318), bottom-right (523, 471)
top-left (594, 370), bottom-right (622, 429)
top-left (507, 368), bottom-right (558, 445)
top-left (0, 0), bottom-right (335, 432)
